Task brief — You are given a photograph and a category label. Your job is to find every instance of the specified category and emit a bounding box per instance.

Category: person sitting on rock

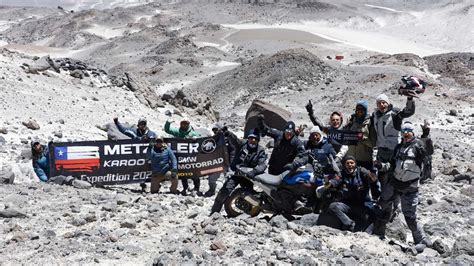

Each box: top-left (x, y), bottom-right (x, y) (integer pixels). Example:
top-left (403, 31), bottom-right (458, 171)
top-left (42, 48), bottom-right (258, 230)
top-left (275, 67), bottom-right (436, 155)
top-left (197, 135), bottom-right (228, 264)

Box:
top-left (146, 136), bottom-right (178, 194)
top-left (164, 118), bottom-right (201, 195)
top-left (325, 156), bottom-right (377, 232)
top-left (305, 100), bottom-right (347, 156)
top-left (257, 115), bottom-right (307, 175)
top-left (210, 128), bottom-right (267, 215)
top-left (32, 141), bottom-right (50, 182)
top-left (372, 121), bottom-right (433, 250)
top-left (113, 117), bottom-right (157, 141)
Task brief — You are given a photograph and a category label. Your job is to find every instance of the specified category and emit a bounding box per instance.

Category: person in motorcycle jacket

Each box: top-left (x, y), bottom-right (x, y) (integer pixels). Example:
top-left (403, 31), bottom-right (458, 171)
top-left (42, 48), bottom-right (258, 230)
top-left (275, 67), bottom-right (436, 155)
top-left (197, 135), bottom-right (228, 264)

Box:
top-left (326, 156), bottom-right (378, 231)
top-left (372, 121), bottom-right (433, 249)
top-left (304, 126), bottom-right (337, 174)
top-left (210, 128), bottom-right (268, 215)
top-left (257, 114), bottom-right (307, 175)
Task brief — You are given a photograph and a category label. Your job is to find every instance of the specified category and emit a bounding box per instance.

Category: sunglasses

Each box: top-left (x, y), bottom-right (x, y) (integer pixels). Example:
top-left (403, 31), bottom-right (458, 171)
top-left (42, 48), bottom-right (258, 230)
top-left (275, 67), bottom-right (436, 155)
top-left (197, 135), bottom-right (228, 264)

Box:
top-left (401, 128), bottom-right (413, 133)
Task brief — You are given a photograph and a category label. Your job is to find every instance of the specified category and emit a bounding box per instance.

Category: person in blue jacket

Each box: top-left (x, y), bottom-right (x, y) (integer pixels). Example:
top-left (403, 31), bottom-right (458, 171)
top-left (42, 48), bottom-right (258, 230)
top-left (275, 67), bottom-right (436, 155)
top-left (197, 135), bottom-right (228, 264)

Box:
top-left (304, 126), bottom-right (337, 174)
top-left (113, 117), bottom-right (157, 141)
top-left (32, 141), bottom-right (50, 182)
top-left (146, 136), bottom-right (178, 194)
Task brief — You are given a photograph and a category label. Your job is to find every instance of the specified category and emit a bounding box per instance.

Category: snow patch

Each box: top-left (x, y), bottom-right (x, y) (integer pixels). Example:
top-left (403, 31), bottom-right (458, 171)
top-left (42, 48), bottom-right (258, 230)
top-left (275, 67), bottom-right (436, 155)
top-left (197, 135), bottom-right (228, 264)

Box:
top-left (195, 41), bottom-right (221, 48)
top-left (84, 24), bottom-right (126, 39)
top-left (364, 4), bottom-right (400, 13)
top-left (223, 22), bottom-right (448, 56)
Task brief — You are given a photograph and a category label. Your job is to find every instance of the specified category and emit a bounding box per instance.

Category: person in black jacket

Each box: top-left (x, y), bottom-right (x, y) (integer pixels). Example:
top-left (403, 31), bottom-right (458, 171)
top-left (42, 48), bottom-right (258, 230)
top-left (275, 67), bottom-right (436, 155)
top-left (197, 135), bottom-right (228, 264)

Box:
top-left (327, 156), bottom-right (377, 231)
top-left (205, 122), bottom-right (238, 197)
top-left (210, 128), bottom-right (267, 214)
top-left (257, 115), bottom-right (307, 175)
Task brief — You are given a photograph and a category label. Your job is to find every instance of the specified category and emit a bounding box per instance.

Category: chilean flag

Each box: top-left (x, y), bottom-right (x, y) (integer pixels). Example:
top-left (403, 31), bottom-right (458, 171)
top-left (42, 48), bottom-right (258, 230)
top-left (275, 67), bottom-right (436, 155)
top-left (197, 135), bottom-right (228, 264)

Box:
top-left (54, 146), bottom-right (100, 173)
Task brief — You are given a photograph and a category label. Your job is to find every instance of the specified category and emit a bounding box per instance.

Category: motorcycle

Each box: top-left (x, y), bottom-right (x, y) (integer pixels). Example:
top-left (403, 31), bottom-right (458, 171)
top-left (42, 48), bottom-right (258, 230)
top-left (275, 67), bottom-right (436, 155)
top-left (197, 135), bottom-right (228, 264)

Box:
top-left (223, 152), bottom-right (339, 218)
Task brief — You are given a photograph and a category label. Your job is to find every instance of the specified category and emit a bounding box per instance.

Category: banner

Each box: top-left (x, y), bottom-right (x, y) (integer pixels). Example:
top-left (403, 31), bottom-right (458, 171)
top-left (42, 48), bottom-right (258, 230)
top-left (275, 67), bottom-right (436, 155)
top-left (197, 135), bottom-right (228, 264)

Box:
top-left (48, 134), bottom-right (227, 185)
top-left (326, 129), bottom-right (362, 146)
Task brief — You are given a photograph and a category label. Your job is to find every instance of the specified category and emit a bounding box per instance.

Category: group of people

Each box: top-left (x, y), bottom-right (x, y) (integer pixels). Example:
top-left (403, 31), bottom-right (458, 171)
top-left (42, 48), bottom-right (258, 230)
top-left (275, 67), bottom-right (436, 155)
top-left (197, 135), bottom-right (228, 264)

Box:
top-left (32, 76), bottom-right (433, 248)
top-left (208, 76), bottom-right (432, 248)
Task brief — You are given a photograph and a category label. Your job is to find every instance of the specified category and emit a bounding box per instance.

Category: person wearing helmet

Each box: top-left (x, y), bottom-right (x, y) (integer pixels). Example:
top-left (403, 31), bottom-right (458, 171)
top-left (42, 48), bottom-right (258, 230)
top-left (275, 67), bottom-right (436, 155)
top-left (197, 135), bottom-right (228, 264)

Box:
top-left (205, 122), bottom-right (237, 197)
top-left (304, 126), bottom-right (336, 174)
top-left (113, 117), bottom-right (157, 141)
top-left (164, 118), bottom-right (200, 138)
top-left (257, 115), bottom-right (307, 175)
top-left (372, 121), bottom-right (432, 250)
top-left (32, 141), bottom-right (50, 182)
top-left (210, 128), bottom-right (268, 215)
top-left (146, 136), bottom-right (178, 194)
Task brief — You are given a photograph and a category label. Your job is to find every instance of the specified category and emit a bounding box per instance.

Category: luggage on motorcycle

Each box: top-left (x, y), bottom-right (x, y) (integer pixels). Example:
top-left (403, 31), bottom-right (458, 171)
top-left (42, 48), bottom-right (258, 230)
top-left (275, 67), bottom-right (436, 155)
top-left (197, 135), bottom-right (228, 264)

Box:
top-left (255, 173), bottom-right (283, 186)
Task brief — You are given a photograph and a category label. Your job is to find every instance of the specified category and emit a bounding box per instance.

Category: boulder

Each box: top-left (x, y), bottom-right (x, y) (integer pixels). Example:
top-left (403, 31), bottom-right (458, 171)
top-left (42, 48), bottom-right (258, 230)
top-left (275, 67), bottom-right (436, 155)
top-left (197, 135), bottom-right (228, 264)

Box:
top-left (452, 234), bottom-right (474, 256)
top-left (0, 165), bottom-right (15, 184)
top-left (70, 70), bottom-right (84, 79)
top-left (244, 99), bottom-right (291, 138)
top-left (72, 179), bottom-right (92, 189)
top-left (27, 55), bottom-right (53, 74)
top-left (269, 215), bottom-right (288, 229)
top-left (0, 209), bottom-right (27, 218)
top-left (22, 119), bottom-right (40, 130)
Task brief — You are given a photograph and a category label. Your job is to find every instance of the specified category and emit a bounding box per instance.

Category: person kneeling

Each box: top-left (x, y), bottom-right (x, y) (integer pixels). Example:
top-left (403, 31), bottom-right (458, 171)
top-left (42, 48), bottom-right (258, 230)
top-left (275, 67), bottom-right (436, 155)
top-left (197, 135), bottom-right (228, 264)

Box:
top-left (327, 156), bottom-right (377, 232)
top-left (147, 136), bottom-right (178, 194)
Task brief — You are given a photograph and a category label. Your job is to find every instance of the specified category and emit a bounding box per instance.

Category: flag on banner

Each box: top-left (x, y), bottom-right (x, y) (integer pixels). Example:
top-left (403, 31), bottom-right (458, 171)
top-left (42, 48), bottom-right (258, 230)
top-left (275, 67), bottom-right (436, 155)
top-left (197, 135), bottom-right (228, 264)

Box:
top-left (54, 146), bottom-right (100, 173)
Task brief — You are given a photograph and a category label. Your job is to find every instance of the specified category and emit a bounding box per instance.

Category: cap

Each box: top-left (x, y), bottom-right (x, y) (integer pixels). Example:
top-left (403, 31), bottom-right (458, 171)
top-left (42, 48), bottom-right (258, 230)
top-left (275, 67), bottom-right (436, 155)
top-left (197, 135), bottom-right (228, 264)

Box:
top-left (376, 93), bottom-right (390, 104)
top-left (401, 121), bottom-right (415, 133)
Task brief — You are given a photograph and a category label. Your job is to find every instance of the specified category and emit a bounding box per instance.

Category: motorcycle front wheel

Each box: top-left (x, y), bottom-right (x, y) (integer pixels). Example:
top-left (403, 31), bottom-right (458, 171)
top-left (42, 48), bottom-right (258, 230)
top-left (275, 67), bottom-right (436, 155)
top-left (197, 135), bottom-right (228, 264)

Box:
top-left (224, 188), bottom-right (260, 218)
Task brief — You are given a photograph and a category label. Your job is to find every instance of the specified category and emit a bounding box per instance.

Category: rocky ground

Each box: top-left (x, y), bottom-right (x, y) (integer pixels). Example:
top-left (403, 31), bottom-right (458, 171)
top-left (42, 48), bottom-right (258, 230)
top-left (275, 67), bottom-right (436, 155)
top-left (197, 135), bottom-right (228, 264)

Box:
top-left (0, 0), bottom-right (473, 264)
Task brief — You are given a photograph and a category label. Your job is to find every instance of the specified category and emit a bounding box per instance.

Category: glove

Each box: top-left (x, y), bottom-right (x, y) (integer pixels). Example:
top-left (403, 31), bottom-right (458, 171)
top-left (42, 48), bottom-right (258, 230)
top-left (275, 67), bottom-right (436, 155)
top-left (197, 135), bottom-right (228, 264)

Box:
top-left (246, 170), bottom-right (256, 179)
top-left (222, 126), bottom-right (229, 136)
top-left (373, 160), bottom-right (383, 170)
top-left (113, 117), bottom-right (119, 123)
top-left (421, 121), bottom-right (430, 138)
top-left (305, 100), bottom-right (313, 114)
top-left (170, 170), bottom-right (178, 179)
top-left (398, 88), bottom-right (417, 98)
